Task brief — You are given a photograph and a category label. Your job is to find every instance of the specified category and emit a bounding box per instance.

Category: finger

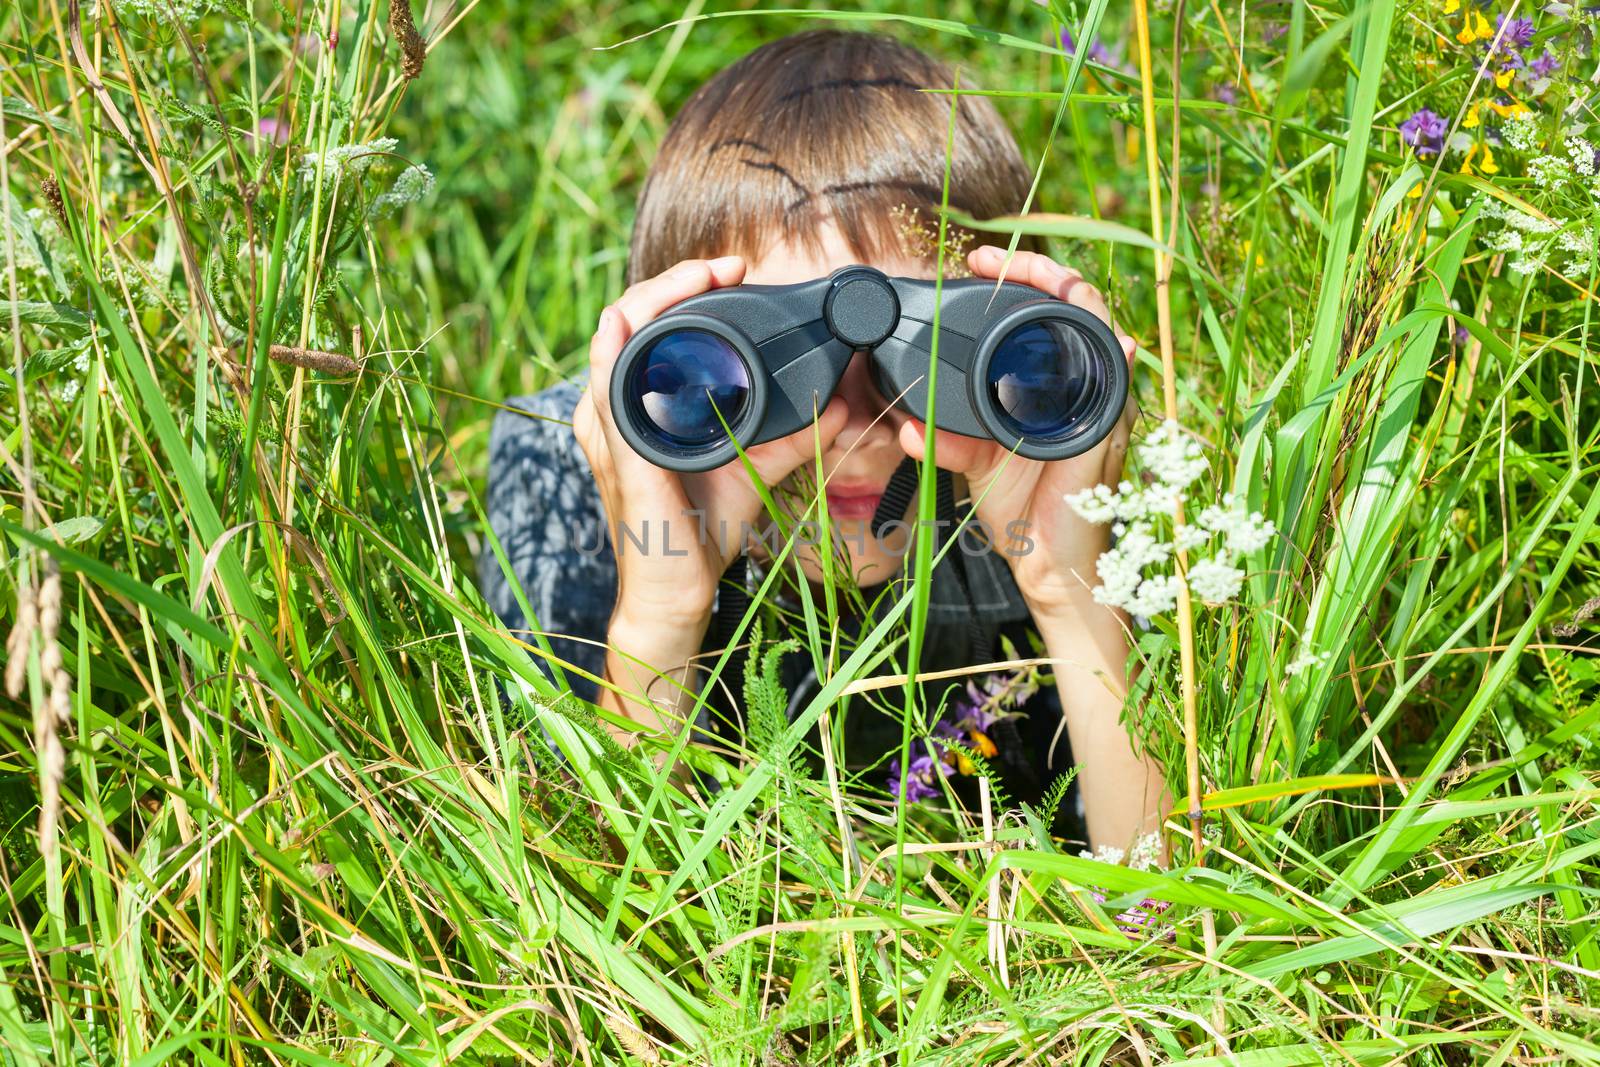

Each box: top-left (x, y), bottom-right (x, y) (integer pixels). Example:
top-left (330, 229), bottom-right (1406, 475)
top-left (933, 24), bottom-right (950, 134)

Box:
top-left (585, 303), bottom-right (634, 421)
top-left (1060, 274), bottom-right (1114, 329)
top-left (897, 418), bottom-right (1007, 479)
top-left (612, 255), bottom-right (746, 335)
top-left (969, 244), bottom-right (1083, 299)
top-left (737, 395), bottom-right (851, 489)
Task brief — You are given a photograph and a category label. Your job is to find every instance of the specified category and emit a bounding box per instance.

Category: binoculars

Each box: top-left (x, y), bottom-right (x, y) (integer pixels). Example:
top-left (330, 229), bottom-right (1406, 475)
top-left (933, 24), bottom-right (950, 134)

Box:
top-left (610, 265), bottom-right (1127, 473)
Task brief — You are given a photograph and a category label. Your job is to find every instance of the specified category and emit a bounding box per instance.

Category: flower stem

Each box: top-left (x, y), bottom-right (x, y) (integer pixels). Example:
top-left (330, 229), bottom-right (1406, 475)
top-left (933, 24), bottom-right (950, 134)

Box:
top-left (1132, 0), bottom-right (1224, 1036)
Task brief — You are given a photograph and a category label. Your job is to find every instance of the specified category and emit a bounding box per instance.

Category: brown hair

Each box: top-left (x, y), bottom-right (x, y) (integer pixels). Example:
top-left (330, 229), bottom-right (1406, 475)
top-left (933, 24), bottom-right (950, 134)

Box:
top-left (627, 29), bottom-right (1041, 286)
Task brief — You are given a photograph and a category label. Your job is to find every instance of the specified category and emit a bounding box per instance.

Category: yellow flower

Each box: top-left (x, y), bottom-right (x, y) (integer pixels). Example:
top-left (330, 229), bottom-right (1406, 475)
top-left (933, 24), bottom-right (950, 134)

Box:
top-left (1463, 102), bottom-right (1481, 128)
top-left (1459, 143), bottom-right (1477, 174)
top-left (1488, 97), bottom-right (1530, 118)
top-left (1456, 10), bottom-right (1491, 43)
top-left (1477, 144), bottom-right (1499, 174)
top-left (1442, 0), bottom-right (1459, 11)
top-left (1494, 67), bottom-right (1516, 89)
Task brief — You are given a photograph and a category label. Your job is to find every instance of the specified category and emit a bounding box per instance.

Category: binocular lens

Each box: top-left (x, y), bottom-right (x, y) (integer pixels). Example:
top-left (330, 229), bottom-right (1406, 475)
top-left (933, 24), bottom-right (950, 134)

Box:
top-left (984, 319), bottom-right (1097, 440)
top-left (629, 329), bottom-right (751, 448)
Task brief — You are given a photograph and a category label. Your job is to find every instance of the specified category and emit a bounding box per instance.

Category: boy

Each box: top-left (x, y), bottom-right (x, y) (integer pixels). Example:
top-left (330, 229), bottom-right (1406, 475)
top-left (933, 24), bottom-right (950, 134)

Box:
top-left (479, 29), bottom-right (1167, 852)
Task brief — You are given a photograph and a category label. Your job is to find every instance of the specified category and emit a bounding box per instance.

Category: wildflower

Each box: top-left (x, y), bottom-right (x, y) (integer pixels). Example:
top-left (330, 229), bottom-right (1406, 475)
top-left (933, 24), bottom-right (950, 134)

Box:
top-left (1459, 142), bottom-right (1501, 174)
top-left (1081, 843), bottom-right (1127, 865)
top-left (1400, 109), bottom-right (1448, 157)
top-left (1284, 648), bottom-right (1333, 677)
top-left (1528, 48), bottom-right (1561, 78)
top-left (887, 751), bottom-right (947, 805)
top-left (1185, 556), bottom-right (1246, 604)
top-left (1263, 21), bottom-right (1289, 43)
top-left (1213, 82), bottom-right (1240, 105)
top-left (372, 163), bottom-right (435, 215)
top-left (1502, 110), bottom-right (1542, 152)
top-left (1486, 95), bottom-right (1530, 119)
top-left (298, 137), bottom-right (400, 178)
top-left (1492, 13), bottom-right (1537, 50)
top-left (1137, 420), bottom-right (1209, 489)
top-left (1059, 28), bottom-right (1118, 66)
top-left (1457, 9), bottom-right (1493, 43)
top-left (1569, 137), bottom-right (1598, 176)
top-left (251, 117), bottom-right (289, 147)
top-left (1454, 324), bottom-right (1471, 344)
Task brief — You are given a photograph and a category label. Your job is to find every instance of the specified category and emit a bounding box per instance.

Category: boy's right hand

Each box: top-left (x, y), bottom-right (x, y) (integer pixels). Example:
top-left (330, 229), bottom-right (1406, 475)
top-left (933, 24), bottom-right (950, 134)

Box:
top-left (573, 255), bottom-right (850, 645)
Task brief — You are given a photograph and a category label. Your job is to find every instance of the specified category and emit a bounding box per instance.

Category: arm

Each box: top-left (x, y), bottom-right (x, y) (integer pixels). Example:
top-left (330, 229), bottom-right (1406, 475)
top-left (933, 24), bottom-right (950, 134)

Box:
top-left (1032, 590), bottom-right (1169, 852)
top-left (900, 244), bottom-right (1173, 853)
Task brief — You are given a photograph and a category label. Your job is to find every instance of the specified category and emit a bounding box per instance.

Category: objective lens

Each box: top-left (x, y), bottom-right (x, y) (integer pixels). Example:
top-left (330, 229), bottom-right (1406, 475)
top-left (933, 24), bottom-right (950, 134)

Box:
top-left (630, 330), bottom-right (751, 448)
top-left (984, 320), bottom-right (1096, 439)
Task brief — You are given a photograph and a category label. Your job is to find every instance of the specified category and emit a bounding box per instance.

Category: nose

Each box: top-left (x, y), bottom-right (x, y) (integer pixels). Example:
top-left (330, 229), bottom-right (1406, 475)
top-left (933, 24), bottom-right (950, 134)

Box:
top-left (831, 351), bottom-right (902, 446)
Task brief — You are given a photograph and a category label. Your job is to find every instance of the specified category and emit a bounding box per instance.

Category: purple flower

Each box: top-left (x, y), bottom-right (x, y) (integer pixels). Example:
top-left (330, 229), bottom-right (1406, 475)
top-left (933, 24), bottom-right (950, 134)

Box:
top-left (252, 117), bottom-right (289, 146)
top-left (1399, 108), bottom-right (1448, 157)
top-left (1496, 14), bottom-right (1537, 49)
top-left (1061, 28), bottom-right (1118, 67)
top-left (1528, 49), bottom-right (1561, 78)
top-left (1263, 21), bottom-right (1289, 43)
top-left (887, 752), bottom-right (947, 805)
top-left (1213, 82), bottom-right (1239, 105)
top-left (1454, 325), bottom-right (1470, 344)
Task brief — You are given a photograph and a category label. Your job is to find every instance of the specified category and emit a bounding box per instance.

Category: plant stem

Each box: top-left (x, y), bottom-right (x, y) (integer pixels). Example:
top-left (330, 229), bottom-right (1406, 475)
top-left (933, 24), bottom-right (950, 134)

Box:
top-left (1132, 0), bottom-right (1223, 1030)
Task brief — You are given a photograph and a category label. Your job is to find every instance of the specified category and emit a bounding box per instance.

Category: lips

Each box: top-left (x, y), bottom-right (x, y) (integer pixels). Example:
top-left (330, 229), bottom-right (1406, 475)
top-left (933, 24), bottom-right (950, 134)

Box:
top-left (825, 483), bottom-right (885, 521)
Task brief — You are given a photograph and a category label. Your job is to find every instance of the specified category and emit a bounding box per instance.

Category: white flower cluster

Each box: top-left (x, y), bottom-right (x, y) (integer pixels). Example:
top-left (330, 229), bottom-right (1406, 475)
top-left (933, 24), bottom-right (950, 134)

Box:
top-left (1503, 111), bottom-right (1541, 154)
top-left (1065, 421), bottom-right (1277, 617)
top-left (297, 137), bottom-right (400, 180)
top-left (113, 0), bottom-right (215, 20)
top-left (371, 163), bottom-right (435, 216)
top-left (1080, 831), bottom-right (1163, 870)
top-left (1284, 648), bottom-right (1332, 677)
top-left (1478, 176), bottom-right (1599, 279)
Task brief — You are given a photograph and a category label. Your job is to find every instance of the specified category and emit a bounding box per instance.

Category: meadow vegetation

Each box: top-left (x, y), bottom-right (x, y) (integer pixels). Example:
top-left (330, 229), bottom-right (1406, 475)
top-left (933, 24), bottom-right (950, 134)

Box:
top-left (3, 0), bottom-right (1600, 1062)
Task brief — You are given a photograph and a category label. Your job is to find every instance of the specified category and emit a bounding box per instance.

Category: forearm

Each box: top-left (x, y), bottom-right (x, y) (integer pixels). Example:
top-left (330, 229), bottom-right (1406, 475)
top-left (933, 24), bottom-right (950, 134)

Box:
top-left (1033, 590), bottom-right (1171, 853)
top-left (599, 610), bottom-right (712, 740)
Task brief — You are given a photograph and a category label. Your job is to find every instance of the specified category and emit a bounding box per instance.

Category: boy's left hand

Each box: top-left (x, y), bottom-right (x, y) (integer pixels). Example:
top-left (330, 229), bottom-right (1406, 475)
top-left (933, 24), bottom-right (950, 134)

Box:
top-left (899, 244), bottom-right (1136, 627)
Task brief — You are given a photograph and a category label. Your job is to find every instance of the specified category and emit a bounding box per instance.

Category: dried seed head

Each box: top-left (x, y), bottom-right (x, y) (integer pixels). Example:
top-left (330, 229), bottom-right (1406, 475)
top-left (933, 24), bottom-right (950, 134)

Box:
top-left (5, 576), bottom-right (37, 699)
top-left (41, 176), bottom-right (67, 229)
top-left (231, 343), bottom-right (359, 375)
top-left (388, 0), bottom-right (426, 81)
top-left (269, 344), bottom-right (359, 375)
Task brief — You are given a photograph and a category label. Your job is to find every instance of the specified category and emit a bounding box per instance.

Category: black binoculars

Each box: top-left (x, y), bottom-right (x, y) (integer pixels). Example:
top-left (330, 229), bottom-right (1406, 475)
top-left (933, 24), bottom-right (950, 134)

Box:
top-left (609, 265), bottom-right (1127, 473)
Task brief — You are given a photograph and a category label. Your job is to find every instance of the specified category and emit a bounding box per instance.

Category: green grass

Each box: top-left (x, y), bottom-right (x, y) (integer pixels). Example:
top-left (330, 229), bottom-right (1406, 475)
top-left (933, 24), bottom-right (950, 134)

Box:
top-left (3, 0), bottom-right (1600, 1062)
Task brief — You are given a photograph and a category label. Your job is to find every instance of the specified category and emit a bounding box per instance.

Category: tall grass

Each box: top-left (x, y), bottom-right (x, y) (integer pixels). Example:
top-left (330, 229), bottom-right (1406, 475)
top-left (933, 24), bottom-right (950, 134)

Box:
top-left (3, 0), bottom-right (1599, 1063)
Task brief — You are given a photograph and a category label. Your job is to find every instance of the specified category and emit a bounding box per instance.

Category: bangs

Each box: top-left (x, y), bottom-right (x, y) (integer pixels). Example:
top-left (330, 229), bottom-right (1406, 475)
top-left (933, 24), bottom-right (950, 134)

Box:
top-left (627, 31), bottom-right (1038, 285)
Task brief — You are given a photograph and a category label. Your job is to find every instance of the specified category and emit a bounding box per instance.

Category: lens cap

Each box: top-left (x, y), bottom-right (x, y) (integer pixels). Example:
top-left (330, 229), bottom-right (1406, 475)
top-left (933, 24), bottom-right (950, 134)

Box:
top-left (824, 267), bottom-right (899, 348)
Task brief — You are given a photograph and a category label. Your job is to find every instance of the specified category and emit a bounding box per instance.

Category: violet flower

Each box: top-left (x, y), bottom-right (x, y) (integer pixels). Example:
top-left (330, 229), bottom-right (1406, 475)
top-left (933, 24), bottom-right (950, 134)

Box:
top-left (1527, 49), bottom-right (1560, 78)
top-left (1495, 13), bottom-right (1537, 49)
top-left (1060, 28), bottom-right (1117, 66)
top-left (888, 752), bottom-right (947, 805)
top-left (1399, 108), bottom-right (1448, 157)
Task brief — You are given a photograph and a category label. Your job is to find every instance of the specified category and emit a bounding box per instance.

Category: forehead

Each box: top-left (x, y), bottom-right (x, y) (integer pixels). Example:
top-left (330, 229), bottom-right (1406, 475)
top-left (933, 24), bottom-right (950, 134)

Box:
top-left (743, 217), bottom-right (934, 285)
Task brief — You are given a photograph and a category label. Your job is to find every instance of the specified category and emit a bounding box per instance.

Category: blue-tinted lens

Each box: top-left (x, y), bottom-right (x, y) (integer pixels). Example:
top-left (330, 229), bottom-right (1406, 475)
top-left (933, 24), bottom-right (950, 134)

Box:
top-left (631, 330), bottom-right (751, 448)
top-left (986, 320), bottom-right (1093, 439)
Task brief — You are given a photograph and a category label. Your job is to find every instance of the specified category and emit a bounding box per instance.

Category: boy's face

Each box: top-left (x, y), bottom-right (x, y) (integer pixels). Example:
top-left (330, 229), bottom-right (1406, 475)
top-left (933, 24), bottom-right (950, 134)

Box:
top-left (742, 218), bottom-right (932, 591)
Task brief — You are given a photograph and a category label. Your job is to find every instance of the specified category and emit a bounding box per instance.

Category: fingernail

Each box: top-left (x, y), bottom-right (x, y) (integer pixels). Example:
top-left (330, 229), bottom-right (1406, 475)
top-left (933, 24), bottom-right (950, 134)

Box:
top-left (708, 254), bottom-right (741, 272)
